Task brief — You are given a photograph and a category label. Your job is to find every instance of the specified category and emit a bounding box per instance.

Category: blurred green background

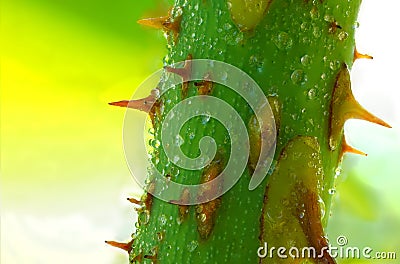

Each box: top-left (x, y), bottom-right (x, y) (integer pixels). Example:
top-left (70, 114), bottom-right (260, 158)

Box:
top-left (1, 0), bottom-right (399, 263)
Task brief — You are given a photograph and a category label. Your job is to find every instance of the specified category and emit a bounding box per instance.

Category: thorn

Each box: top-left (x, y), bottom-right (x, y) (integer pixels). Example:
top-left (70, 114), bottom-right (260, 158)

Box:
top-left (132, 253), bottom-right (143, 262)
top-left (134, 207), bottom-right (144, 213)
top-left (195, 77), bottom-right (213, 95)
top-left (127, 197), bottom-right (142, 205)
top-left (169, 187), bottom-right (190, 205)
top-left (169, 188), bottom-right (190, 221)
top-left (329, 21), bottom-right (342, 33)
top-left (137, 16), bottom-right (169, 30)
top-left (349, 102), bottom-right (392, 128)
top-left (195, 158), bottom-right (223, 239)
top-left (329, 64), bottom-right (391, 150)
top-left (340, 136), bottom-right (367, 159)
top-left (354, 47), bottom-right (373, 62)
top-left (149, 98), bottom-right (162, 127)
top-left (143, 180), bottom-right (156, 212)
top-left (144, 254), bottom-right (157, 261)
top-left (144, 247), bottom-right (158, 263)
top-left (165, 54), bottom-right (193, 82)
top-left (109, 89), bottom-right (158, 113)
top-left (166, 54), bottom-right (193, 99)
top-left (105, 239), bottom-right (134, 253)
top-left (137, 10), bottom-right (181, 36)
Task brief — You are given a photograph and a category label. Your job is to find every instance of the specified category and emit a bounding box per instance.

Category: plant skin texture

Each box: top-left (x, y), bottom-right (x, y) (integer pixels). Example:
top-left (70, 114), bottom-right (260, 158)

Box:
top-left (107, 0), bottom-right (391, 263)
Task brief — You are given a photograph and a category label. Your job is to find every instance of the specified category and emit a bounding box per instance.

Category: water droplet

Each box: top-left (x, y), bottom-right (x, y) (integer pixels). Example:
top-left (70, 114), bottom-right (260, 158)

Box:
top-left (352, 21), bottom-right (360, 29)
top-left (313, 26), bottom-right (321, 38)
top-left (152, 156), bottom-right (160, 165)
top-left (166, 174), bottom-right (172, 181)
top-left (300, 54), bottom-right (312, 66)
top-left (202, 114), bottom-right (211, 124)
top-left (138, 210), bottom-right (150, 225)
top-left (335, 166), bottom-right (342, 178)
top-left (299, 211), bottom-right (305, 219)
top-left (307, 88), bottom-right (316, 99)
top-left (310, 7), bottom-right (320, 20)
top-left (160, 214), bottom-right (167, 225)
top-left (200, 213), bottom-right (207, 222)
top-left (318, 196), bottom-right (326, 219)
top-left (249, 54), bottom-right (264, 72)
top-left (221, 71), bottom-right (228, 81)
top-left (187, 240), bottom-right (199, 252)
top-left (324, 14), bottom-right (334, 22)
top-left (328, 188), bottom-right (336, 195)
top-left (175, 134), bottom-right (184, 146)
top-left (302, 36), bottom-right (310, 44)
top-left (170, 166), bottom-right (180, 177)
top-left (235, 32), bottom-right (244, 44)
top-left (173, 155), bottom-right (180, 163)
top-left (151, 139), bottom-right (161, 148)
top-left (338, 31), bottom-right (348, 41)
top-left (291, 69), bottom-right (307, 85)
top-left (156, 231), bottom-right (164, 242)
top-left (329, 60), bottom-right (340, 71)
top-left (321, 73), bottom-right (327, 80)
top-left (223, 23), bottom-right (232, 30)
top-left (329, 138), bottom-right (337, 150)
top-left (273, 32), bottom-right (293, 50)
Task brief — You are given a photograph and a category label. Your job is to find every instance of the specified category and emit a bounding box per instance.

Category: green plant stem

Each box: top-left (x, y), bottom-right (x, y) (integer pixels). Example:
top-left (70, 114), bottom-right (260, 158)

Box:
top-left (128, 0), bottom-right (363, 263)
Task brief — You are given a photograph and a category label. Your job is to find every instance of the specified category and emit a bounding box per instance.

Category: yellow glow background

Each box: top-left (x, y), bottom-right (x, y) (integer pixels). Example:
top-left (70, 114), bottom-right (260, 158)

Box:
top-left (1, 0), bottom-right (399, 263)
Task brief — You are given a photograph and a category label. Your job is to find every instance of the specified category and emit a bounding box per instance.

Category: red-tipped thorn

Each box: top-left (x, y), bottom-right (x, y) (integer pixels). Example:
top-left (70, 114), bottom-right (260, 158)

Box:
top-left (105, 239), bottom-right (134, 253)
top-left (109, 90), bottom-right (158, 113)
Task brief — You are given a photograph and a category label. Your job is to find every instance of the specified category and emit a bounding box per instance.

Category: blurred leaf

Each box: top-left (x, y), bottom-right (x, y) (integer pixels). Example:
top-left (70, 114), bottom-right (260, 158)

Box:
top-left (336, 170), bottom-right (380, 221)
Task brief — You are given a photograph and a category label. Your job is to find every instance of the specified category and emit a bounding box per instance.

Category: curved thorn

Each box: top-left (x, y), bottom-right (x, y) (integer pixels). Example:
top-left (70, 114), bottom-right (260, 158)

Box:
top-left (354, 47), bottom-right (373, 62)
top-left (340, 136), bottom-right (367, 159)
